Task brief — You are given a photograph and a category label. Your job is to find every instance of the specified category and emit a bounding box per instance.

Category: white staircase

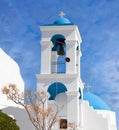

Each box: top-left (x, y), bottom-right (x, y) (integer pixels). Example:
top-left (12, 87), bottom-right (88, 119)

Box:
top-left (78, 100), bottom-right (116, 130)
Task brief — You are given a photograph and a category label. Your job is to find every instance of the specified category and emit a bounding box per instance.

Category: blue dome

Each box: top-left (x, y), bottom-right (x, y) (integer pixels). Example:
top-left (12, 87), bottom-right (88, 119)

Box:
top-left (83, 92), bottom-right (110, 110)
top-left (54, 17), bottom-right (72, 25)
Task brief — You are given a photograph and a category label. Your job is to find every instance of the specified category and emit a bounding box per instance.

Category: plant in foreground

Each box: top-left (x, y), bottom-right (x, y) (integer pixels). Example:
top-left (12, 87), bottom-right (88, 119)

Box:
top-left (2, 84), bottom-right (63, 130)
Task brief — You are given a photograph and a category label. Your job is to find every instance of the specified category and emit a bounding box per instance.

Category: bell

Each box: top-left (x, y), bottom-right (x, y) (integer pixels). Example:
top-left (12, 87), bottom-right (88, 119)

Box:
top-left (57, 45), bottom-right (65, 55)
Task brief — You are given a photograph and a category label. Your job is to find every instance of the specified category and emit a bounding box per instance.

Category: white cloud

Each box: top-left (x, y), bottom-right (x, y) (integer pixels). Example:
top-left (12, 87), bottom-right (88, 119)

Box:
top-left (91, 58), bottom-right (119, 111)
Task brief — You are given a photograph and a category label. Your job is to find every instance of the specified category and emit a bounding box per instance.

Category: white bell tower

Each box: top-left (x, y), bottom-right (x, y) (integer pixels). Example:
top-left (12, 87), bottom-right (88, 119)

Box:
top-left (36, 12), bottom-right (84, 129)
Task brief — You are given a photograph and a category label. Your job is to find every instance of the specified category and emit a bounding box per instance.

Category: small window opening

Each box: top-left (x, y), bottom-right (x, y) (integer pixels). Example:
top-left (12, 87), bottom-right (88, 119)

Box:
top-left (60, 119), bottom-right (67, 129)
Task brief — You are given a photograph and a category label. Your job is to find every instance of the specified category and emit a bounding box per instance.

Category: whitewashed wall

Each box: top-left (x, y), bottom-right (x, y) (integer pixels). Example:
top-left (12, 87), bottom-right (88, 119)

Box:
top-left (2, 107), bottom-right (34, 130)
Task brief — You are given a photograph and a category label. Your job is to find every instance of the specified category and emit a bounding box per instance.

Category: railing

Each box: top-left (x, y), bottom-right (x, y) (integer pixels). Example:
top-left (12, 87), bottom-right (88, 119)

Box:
top-left (51, 61), bottom-right (66, 74)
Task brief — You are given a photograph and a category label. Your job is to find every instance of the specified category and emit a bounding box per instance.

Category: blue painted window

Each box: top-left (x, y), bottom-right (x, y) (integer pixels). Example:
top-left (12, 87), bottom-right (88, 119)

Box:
top-left (57, 52), bottom-right (66, 73)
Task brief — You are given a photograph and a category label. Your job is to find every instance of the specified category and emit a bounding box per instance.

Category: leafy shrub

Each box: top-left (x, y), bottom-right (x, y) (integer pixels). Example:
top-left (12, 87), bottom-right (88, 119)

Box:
top-left (0, 110), bottom-right (19, 130)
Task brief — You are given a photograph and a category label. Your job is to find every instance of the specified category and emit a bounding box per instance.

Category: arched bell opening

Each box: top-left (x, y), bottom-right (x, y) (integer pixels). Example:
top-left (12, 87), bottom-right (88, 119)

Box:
top-left (47, 82), bottom-right (67, 100)
top-left (51, 34), bottom-right (66, 74)
top-left (51, 34), bottom-right (66, 54)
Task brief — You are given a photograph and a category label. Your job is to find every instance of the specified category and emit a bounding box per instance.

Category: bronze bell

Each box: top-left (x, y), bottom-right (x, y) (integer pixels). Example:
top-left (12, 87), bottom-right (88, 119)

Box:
top-left (57, 45), bottom-right (65, 55)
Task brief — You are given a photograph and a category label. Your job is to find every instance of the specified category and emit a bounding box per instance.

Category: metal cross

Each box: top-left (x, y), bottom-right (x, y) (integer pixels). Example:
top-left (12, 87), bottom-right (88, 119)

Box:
top-left (84, 83), bottom-right (92, 91)
top-left (59, 11), bottom-right (65, 17)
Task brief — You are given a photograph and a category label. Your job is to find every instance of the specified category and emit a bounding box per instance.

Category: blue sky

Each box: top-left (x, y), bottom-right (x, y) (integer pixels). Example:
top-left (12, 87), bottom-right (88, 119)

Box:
top-left (0, 0), bottom-right (119, 129)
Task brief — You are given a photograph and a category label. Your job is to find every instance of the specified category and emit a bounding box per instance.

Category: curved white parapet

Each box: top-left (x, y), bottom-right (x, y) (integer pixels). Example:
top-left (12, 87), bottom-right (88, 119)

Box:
top-left (0, 48), bottom-right (24, 109)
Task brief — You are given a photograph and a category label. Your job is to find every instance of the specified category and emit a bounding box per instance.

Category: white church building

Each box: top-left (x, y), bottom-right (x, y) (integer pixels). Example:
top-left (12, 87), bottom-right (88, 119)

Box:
top-left (0, 13), bottom-right (117, 130)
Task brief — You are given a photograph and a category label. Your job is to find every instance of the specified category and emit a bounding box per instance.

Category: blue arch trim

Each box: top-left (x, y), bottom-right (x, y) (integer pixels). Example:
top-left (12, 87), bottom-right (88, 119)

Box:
top-left (47, 82), bottom-right (67, 100)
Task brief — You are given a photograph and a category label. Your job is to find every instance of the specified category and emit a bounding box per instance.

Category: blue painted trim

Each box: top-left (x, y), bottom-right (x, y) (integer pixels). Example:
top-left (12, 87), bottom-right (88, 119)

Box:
top-left (47, 82), bottom-right (67, 100)
top-left (51, 34), bottom-right (66, 51)
top-left (43, 23), bottom-right (74, 26)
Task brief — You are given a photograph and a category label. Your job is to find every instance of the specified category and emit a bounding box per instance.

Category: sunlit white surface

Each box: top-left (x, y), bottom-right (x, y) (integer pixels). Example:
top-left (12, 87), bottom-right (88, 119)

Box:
top-left (0, 48), bottom-right (24, 108)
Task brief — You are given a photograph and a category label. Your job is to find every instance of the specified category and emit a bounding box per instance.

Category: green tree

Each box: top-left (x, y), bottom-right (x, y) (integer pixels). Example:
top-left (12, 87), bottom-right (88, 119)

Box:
top-left (0, 110), bottom-right (19, 130)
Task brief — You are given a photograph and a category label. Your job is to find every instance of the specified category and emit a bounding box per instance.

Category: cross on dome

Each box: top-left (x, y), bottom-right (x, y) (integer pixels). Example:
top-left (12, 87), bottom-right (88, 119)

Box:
top-left (53, 11), bottom-right (72, 25)
top-left (84, 83), bottom-right (92, 91)
top-left (59, 11), bottom-right (65, 17)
